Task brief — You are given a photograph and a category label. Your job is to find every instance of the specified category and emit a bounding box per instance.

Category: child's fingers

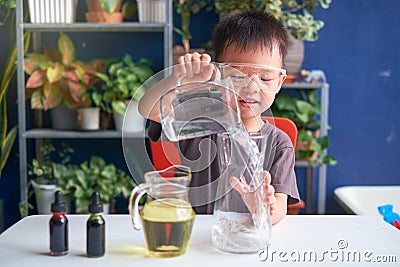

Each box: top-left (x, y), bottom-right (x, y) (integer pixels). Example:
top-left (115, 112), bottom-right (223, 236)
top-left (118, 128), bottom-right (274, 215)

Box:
top-left (191, 52), bottom-right (202, 74)
top-left (263, 170), bottom-right (271, 185)
top-left (183, 54), bottom-right (194, 78)
top-left (229, 176), bottom-right (247, 196)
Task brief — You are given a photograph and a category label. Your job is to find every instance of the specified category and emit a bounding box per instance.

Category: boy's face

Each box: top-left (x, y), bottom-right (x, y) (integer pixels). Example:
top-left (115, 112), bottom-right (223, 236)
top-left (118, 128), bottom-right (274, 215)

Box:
top-left (220, 45), bottom-right (286, 128)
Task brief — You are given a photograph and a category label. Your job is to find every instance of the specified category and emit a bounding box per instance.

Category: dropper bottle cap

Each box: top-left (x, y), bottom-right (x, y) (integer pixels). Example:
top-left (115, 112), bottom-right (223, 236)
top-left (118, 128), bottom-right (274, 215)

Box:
top-left (89, 192), bottom-right (103, 214)
top-left (51, 190), bottom-right (66, 213)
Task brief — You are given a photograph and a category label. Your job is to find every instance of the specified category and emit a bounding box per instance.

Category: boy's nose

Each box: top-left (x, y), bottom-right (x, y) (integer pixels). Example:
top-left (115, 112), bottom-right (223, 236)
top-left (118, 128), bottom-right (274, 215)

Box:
top-left (242, 75), bottom-right (260, 93)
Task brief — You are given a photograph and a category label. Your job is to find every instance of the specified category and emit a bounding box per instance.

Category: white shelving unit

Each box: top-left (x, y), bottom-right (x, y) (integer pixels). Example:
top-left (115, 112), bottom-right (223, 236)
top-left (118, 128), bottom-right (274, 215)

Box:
top-left (15, 0), bottom-right (173, 211)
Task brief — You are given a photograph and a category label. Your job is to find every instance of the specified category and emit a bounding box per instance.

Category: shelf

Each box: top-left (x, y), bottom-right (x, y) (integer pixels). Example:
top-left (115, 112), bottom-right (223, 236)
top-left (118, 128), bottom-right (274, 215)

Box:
top-left (22, 22), bottom-right (166, 32)
top-left (22, 129), bottom-right (145, 139)
top-left (282, 82), bottom-right (324, 89)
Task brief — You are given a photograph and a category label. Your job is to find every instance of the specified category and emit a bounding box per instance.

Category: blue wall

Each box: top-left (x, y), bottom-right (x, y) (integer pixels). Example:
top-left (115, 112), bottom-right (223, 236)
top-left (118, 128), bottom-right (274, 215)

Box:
top-left (302, 0), bottom-right (400, 213)
top-left (1, 0), bottom-right (400, 229)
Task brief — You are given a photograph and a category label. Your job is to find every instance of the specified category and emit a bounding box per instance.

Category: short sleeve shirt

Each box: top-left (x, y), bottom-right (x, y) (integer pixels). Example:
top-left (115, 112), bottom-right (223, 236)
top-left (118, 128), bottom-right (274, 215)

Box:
top-left (147, 120), bottom-right (300, 214)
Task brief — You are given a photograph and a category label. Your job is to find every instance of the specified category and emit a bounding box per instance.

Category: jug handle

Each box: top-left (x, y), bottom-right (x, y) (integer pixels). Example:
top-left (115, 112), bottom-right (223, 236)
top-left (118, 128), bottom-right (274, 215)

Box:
top-left (129, 184), bottom-right (149, 230)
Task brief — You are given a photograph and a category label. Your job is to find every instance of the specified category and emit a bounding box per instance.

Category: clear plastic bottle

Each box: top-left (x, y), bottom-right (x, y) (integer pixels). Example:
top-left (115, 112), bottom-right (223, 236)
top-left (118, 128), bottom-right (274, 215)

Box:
top-left (49, 190), bottom-right (68, 256)
top-left (87, 192), bottom-right (105, 257)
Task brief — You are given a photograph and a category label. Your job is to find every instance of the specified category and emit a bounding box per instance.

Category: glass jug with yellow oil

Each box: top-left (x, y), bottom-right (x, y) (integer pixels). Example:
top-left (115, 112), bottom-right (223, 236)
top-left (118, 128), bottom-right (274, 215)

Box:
top-left (129, 165), bottom-right (195, 258)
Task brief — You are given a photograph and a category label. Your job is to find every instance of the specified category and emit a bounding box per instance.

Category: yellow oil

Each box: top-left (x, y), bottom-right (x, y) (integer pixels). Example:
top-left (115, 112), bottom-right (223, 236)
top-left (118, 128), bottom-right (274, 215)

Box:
top-left (140, 198), bottom-right (196, 258)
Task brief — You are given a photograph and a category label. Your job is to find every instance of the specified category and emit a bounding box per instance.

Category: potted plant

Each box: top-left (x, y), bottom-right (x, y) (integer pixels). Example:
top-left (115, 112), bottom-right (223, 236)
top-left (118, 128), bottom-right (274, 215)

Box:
top-left (53, 155), bottom-right (136, 213)
top-left (24, 32), bottom-right (105, 130)
top-left (85, 0), bottom-right (133, 23)
top-left (213, 0), bottom-right (332, 75)
top-left (25, 140), bottom-right (74, 215)
top-left (27, 0), bottom-right (78, 23)
top-left (92, 55), bottom-right (154, 132)
top-left (173, 0), bottom-right (213, 53)
top-left (271, 91), bottom-right (337, 166)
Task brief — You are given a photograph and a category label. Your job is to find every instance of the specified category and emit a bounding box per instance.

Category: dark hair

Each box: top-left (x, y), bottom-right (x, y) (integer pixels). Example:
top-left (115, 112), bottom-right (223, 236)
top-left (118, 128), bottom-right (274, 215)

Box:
top-left (212, 10), bottom-right (288, 63)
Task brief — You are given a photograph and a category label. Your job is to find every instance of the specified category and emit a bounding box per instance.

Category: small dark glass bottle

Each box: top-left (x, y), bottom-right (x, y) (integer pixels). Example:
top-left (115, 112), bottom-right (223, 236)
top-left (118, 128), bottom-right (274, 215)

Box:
top-left (49, 190), bottom-right (68, 256)
top-left (87, 192), bottom-right (105, 257)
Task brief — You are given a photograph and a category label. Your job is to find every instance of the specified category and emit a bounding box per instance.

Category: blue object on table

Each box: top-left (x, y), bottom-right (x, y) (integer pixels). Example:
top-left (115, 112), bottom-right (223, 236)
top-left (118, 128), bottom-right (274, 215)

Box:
top-left (378, 204), bottom-right (400, 225)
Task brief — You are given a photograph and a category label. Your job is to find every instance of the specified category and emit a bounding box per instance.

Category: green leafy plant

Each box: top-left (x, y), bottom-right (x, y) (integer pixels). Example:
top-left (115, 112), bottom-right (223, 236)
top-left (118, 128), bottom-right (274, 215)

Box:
top-left (214, 0), bottom-right (332, 41)
top-left (99, 0), bottom-right (121, 13)
top-left (92, 55), bottom-right (154, 115)
top-left (28, 140), bottom-right (74, 185)
top-left (272, 90), bottom-right (337, 166)
top-left (0, 0), bottom-right (15, 25)
top-left (25, 140), bottom-right (135, 214)
top-left (24, 32), bottom-right (105, 110)
top-left (53, 156), bottom-right (136, 213)
top-left (18, 140), bottom-right (74, 216)
top-left (174, 0), bottom-right (213, 52)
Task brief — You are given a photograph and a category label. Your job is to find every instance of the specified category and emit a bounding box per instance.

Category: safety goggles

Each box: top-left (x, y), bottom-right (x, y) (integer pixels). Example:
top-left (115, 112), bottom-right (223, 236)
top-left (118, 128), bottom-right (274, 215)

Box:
top-left (222, 63), bottom-right (286, 91)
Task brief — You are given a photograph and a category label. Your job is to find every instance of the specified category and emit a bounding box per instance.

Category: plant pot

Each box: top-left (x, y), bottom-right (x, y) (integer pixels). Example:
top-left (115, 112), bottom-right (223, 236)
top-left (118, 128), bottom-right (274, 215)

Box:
top-left (31, 181), bottom-right (72, 214)
top-left (137, 0), bottom-right (165, 23)
top-left (113, 100), bottom-right (145, 132)
top-left (31, 180), bottom-right (56, 214)
top-left (284, 32), bottom-right (304, 75)
top-left (77, 107), bottom-right (100, 130)
top-left (28, 0), bottom-right (78, 23)
top-left (85, 11), bottom-right (123, 23)
top-left (100, 112), bottom-right (113, 130)
top-left (50, 102), bottom-right (78, 130)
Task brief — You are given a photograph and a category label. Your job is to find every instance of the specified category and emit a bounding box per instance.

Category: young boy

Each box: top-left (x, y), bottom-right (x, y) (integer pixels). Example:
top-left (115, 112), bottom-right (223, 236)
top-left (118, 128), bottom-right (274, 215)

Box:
top-left (139, 10), bottom-right (300, 224)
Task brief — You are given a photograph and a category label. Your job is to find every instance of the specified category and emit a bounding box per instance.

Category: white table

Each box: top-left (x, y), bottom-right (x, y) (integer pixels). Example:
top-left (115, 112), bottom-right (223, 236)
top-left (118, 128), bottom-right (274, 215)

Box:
top-left (0, 215), bottom-right (399, 266)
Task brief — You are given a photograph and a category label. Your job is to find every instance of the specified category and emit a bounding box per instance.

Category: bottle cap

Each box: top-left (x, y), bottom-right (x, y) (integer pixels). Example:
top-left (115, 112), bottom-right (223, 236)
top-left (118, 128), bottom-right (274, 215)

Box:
top-left (51, 190), bottom-right (66, 212)
top-left (89, 192), bottom-right (103, 213)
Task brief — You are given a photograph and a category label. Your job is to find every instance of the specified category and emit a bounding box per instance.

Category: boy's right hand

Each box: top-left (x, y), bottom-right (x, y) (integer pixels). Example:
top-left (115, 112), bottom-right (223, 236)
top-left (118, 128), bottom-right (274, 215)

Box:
top-left (175, 52), bottom-right (214, 84)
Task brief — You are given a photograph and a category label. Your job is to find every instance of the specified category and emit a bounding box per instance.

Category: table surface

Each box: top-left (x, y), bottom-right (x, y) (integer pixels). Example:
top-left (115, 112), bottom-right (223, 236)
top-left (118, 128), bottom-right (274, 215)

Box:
top-left (0, 215), bottom-right (399, 266)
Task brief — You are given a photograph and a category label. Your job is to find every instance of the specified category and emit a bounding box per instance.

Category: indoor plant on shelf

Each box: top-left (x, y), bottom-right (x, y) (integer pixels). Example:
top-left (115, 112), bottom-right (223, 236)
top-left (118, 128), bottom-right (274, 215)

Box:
top-left (92, 54), bottom-right (154, 132)
top-left (271, 91), bottom-right (337, 166)
top-left (24, 140), bottom-right (74, 215)
top-left (85, 0), bottom-right (136, 23)
top-left (213, 0), bottom-right (332, 75)
top-left (24, 32), bottom-right (105, 130)
top-left (173, 0), bottom-right (213, 53)
top-left (53, 155), bottom-right (136, 213)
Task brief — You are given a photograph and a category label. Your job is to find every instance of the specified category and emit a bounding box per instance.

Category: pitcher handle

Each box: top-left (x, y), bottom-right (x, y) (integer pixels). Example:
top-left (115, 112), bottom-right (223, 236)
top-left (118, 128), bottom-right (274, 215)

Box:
top-left (129, 184), bottom-right (149, 230)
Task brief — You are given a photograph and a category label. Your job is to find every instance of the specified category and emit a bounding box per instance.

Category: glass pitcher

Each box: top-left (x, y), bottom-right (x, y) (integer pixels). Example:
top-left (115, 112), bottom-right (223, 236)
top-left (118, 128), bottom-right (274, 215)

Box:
top-left (159, 62), bottom-right (242, 142)
top-left (129, 165), bottom-right (195, 258)
top-left (212, 131), bottom-right (272, 253)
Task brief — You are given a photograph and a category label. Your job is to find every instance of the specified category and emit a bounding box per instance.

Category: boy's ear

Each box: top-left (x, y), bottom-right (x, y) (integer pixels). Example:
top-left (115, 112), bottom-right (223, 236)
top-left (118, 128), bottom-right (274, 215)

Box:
top-left (276, 75), bottom-right (286, 93)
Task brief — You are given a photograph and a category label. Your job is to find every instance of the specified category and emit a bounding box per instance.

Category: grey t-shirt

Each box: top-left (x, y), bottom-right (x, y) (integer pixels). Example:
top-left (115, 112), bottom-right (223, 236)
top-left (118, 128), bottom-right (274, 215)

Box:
top-left (147, 120), bottom-right (300, 214)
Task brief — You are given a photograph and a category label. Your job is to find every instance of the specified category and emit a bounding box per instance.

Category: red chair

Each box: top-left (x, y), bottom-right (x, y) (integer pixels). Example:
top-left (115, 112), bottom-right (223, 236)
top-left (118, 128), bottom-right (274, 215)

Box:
top-left (149, 116), bottom-right (305, 214)
top-left (262, 116), bottom-right (297, 149)
top-left (149, 139), bottom-right (181, 171)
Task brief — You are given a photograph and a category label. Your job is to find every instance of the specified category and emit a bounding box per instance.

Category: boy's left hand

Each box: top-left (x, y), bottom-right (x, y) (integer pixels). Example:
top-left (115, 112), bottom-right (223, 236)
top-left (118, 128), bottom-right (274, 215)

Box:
top-left (229, 170), bottom-right (276, 215)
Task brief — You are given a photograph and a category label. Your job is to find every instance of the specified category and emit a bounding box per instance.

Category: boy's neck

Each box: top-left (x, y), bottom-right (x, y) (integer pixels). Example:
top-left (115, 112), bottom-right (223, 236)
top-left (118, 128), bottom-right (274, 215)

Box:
top-left (242, 116), bottom-right (265, 133)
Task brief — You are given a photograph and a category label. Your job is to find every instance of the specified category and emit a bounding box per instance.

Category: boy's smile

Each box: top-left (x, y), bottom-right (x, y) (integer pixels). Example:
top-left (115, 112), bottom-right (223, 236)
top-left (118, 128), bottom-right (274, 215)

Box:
top-left (219, 45), bottom-right (286, 132)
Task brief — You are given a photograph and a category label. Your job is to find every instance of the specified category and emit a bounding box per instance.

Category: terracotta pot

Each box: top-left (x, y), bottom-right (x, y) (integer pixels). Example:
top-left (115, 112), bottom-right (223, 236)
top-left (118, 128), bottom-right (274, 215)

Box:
top-left (85, 12), bottom-right (123, 23)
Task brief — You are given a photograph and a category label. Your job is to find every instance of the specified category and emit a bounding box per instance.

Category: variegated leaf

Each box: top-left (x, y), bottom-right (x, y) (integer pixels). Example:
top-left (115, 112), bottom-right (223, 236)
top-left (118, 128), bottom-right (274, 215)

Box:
top-left (58, 32), bottom-right (75, 66)
top-left (46, 62), bottom-right (65, 84)
top-left (26, 70), bottom-right (44, 88)
top-left (30, 90), bottom-right (44, 109)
